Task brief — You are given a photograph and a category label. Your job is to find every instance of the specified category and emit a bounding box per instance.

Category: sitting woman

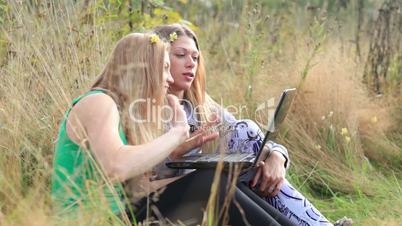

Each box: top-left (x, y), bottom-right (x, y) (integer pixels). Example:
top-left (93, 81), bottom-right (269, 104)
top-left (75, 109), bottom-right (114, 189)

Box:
top-left (153, 23), bottom-right (334, 226)
top-left (51, 32), bottom-right (295, 226)
top-left (51, 32), bottom-right (189, 221)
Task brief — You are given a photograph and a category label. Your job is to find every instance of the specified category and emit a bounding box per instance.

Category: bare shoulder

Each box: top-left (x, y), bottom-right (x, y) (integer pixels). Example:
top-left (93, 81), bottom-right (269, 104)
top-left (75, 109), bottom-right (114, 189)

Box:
top-left (66, 92), bottom-right (120, 144)
top-left (74, 93), bottom-right (117, 113)
top-left (69, 92), bottom-right (119, 126)
top-left (77, 92), bottom-right (116, 109)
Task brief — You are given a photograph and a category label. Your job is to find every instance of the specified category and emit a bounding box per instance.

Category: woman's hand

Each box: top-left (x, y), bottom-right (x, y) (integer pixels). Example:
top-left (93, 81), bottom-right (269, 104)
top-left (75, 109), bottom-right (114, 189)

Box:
top-left (169, 114), bottom-right (220, 160)
top-left (167, 94), bottom-right (189, 142)
top-left (251, 147), bottom-right (286, 197)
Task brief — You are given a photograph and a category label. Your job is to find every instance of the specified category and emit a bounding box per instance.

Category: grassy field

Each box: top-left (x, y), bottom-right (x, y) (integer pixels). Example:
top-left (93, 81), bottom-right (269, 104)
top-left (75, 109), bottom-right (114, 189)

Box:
top-left (0, 0), bottom-right (401, 225)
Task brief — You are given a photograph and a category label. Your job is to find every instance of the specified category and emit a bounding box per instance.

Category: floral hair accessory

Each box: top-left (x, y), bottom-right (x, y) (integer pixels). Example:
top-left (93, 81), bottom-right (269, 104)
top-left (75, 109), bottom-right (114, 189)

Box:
top-left (169, 32), bottom-right (178, 42)
top-left (150, 34), bottom-right (160, 44)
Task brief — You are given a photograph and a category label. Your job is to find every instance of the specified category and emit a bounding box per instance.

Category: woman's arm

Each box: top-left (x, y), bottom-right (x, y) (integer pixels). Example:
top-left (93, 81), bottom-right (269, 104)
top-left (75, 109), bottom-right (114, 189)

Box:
top-left (266, 141), bottom-right (290, 169)
top-left (67, 93), bottom-right (189, 182)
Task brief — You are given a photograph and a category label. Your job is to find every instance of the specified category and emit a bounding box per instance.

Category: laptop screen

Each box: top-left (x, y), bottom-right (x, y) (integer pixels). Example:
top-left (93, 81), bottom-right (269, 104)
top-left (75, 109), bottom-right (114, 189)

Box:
top-left (271, 88), bottom-right (296, 133)
top-left (253, 88), bottom-right (296, 166)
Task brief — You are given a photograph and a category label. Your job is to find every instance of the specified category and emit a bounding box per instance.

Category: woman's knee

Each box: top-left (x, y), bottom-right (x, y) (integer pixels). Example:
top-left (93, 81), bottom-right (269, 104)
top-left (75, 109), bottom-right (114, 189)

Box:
top-left (227, 119), bottom-right (264, 154)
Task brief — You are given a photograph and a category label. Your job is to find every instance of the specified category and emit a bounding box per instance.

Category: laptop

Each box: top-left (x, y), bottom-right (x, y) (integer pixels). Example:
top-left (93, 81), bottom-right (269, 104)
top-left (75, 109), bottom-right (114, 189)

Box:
top-left (166, 88), bottom-right (297, 170)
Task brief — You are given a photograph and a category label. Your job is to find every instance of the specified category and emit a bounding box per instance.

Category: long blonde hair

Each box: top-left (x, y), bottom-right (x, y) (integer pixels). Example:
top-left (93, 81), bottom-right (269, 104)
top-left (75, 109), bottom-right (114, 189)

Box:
top-left (153, 24), bottom-right (221, 152)
top-left (153, 24), bottom-right (214, 125)
top-left (91, 33), bottom-right (168, 145)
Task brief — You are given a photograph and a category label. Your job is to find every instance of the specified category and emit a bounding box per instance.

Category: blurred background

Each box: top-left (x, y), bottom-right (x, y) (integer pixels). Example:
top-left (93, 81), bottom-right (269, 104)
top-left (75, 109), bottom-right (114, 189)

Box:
top-left (0, 0), bottom-right (401, 225)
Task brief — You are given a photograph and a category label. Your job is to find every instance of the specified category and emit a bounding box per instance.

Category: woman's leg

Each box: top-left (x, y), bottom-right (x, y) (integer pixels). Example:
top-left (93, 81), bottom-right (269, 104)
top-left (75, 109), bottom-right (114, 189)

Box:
top-left (229, 119), bottom-right (332, 226)
top-left (264, 180), bottom-right (332, 226)
top-left (128, 169), bottom-right (285, 226)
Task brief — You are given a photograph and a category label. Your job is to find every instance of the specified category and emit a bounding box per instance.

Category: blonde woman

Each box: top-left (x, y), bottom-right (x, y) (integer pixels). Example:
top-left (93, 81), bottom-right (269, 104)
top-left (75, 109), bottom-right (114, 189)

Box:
top-left (51, 33), bottom-right (189, 219)
top-left (153, 24), bottom-right (338, 226)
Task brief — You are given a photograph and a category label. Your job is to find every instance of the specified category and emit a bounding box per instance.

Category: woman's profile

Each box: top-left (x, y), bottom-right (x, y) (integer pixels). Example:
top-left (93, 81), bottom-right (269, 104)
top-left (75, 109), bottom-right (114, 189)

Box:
top-left (51, 32), bottom-right (189, 221)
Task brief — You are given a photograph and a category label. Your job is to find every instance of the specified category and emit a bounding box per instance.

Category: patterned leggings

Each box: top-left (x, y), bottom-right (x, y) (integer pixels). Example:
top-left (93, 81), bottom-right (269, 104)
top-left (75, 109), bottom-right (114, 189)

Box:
top-left (226, 119), bottom-right (332, 226)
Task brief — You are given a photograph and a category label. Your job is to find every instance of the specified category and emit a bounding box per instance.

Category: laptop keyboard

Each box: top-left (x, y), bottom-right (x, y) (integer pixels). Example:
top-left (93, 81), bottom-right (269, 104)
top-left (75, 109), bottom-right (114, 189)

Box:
top-left (195, 153), bottom-right (253, 162)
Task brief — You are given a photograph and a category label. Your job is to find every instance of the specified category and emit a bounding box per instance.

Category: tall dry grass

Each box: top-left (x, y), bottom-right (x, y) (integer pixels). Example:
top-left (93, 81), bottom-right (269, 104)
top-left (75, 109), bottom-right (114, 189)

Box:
top-left (0, 1), bottom-right (117, 225)
top-left (281, 43), bottom-right (401, 194)
top-left (0, 0), bottom-right (401, 225)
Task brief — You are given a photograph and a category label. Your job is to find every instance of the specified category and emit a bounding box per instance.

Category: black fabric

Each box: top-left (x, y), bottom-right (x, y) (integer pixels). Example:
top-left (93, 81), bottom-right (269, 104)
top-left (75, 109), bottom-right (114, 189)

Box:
top-left (237, 182), bottom-right (296, 226)
top-left (227, 188), bottom-right (282, 226)
top-left (125, 169), bottom-right (297, 226)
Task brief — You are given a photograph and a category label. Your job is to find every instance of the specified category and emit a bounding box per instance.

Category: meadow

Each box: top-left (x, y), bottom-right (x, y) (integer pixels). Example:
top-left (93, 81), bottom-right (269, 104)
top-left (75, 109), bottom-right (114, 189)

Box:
top-left (0, 0), bottom-right (401, 225)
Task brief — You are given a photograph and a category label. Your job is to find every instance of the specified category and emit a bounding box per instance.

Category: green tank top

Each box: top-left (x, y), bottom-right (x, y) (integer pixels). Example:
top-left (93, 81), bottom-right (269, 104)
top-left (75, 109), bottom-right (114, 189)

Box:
top-left (51, 90), bottom-right (127, 215)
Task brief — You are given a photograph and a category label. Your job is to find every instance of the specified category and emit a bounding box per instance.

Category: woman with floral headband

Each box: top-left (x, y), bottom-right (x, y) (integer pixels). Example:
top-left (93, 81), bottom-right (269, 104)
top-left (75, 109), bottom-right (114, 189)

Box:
top-left (50, 32), bottom-right (188, 219)
top-left (153, 24), bottom-right (337, 226)
top-left (51, 32), bottom-right (294, 225)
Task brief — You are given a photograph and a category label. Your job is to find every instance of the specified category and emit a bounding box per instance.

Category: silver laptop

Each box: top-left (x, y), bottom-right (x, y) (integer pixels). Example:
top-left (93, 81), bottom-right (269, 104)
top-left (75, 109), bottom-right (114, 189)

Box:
top-left (166, 88), bottom-right (296, 170)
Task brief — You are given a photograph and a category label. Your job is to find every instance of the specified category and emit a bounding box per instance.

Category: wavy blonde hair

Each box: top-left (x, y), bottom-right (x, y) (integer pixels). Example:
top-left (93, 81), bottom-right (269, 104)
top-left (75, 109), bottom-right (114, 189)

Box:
top-left (91, 33), bottom-right (169, 145)
top-left (153, 24), bottom-right (215, 122)
top-left (153, 24), bottom-right (220, 152)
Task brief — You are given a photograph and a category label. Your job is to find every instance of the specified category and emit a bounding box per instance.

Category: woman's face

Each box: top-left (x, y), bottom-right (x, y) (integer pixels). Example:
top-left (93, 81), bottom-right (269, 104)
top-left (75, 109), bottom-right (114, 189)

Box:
top-left (162, 50), bottom-right (174, 94)
top-left (169, 36), bottom-right (199, 92)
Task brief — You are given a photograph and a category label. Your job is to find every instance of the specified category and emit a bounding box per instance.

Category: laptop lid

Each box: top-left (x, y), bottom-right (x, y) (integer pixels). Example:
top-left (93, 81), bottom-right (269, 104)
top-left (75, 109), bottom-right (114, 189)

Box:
top-left (252, 88), bottom-right (296, 166)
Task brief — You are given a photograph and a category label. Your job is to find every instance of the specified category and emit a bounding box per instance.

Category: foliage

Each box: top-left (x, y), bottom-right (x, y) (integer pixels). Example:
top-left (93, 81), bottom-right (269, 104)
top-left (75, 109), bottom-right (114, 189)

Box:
top-left (0, 0), bottom-right (401, 225)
